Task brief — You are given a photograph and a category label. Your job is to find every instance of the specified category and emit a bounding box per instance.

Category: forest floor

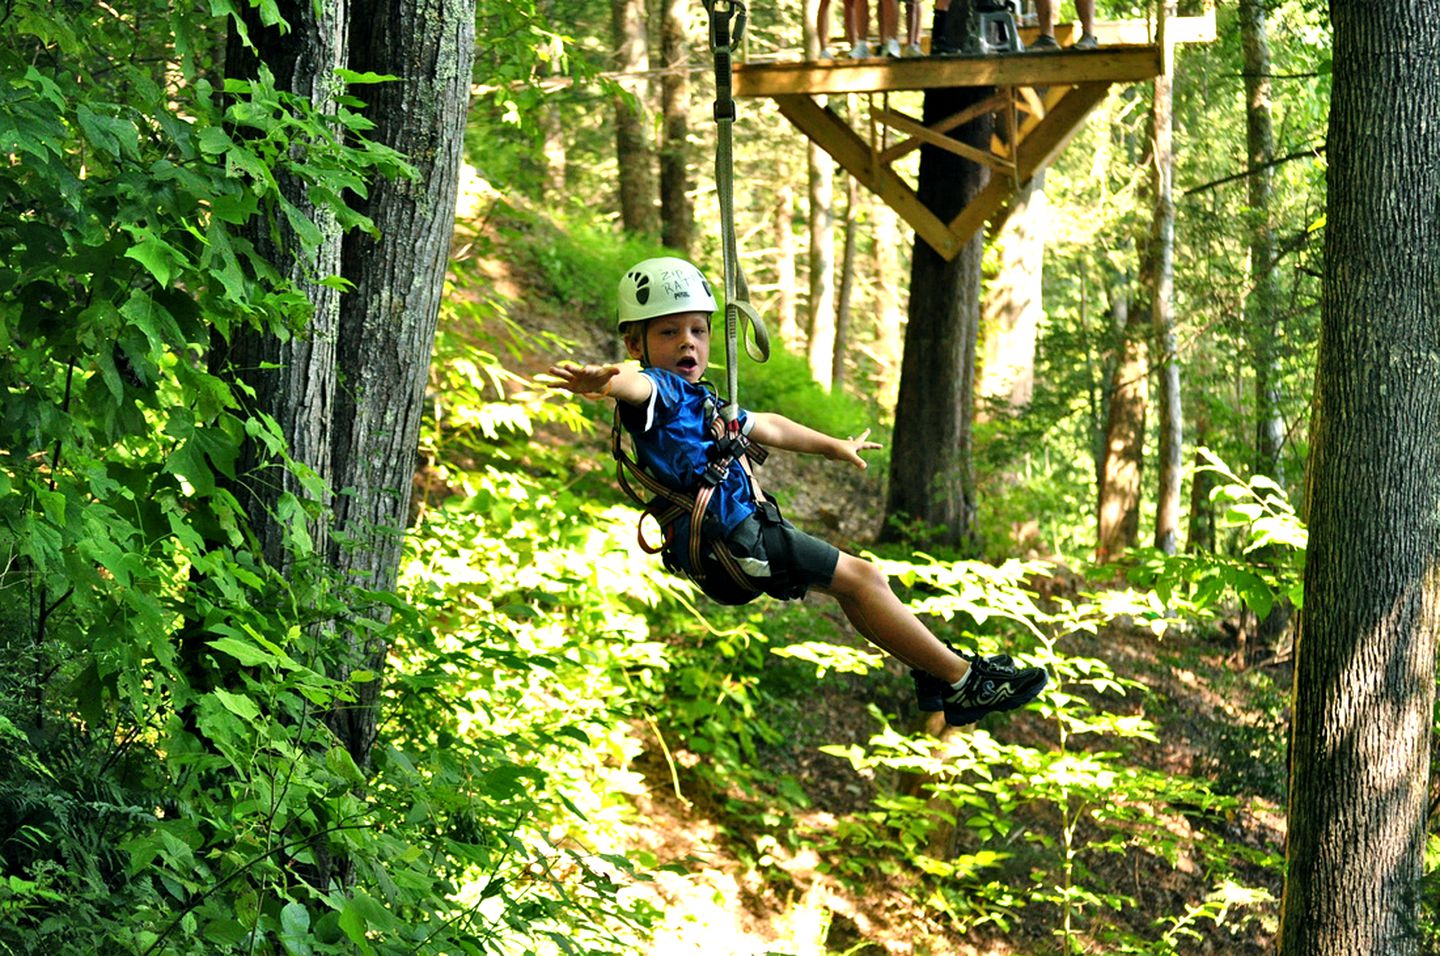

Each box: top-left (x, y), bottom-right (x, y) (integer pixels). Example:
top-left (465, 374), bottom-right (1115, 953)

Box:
top-left (458, 221), bottom-right (1290, 955)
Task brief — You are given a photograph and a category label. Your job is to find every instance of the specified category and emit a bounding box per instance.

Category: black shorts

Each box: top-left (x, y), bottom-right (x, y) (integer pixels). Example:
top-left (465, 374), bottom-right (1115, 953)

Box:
top-left (669, 498), bottom-right (840, 606)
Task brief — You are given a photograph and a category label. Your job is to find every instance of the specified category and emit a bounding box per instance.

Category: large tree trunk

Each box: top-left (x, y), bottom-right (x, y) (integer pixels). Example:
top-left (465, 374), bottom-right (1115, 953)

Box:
top-left (1150, 9), bottom-right (1182, 555)
top-left (1279, 4), bottom-right (1440, 953)
top-left (882, 86), bottom-right (989, 551)
top-left (1096, 290), bottom-right (1147, 563)
top-left (330, 0), bottom-right (475, 770)
top-left (219, 0), bottom-right (346, 572)
top-left (659, 0), bottom-right (693, 255)
top-left (979, 171), bottom-right (1045, 413)
top-left (611, 0), bottom-right (656, 235)
top-left (1240, 0), bottom-right (1284, 482)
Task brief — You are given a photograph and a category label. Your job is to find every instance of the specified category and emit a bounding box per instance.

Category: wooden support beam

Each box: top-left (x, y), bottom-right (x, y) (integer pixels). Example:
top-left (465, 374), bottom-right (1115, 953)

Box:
top-left (736, 45), bottom-right (1161, 97)
top-left (873, 106), bottom-right (1015, 175)
top-left (773, 93), bottom-right (962, 259)
top-left (948, 81), bottom-right (1110, 247)
top-left (877, 90), bottom-right (1011, 164)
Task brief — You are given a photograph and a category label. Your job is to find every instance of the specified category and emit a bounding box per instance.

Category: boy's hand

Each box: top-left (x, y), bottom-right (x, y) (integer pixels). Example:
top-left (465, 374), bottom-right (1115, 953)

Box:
top-left (830, 428), bottom-right (882, 470)
top-left (545, 362), bottom-right (620, 399)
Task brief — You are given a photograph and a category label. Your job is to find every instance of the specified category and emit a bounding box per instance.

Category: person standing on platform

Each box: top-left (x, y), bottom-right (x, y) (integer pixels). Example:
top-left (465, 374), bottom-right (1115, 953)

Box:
top-left (1030, 0), bottom-right (1098, 49)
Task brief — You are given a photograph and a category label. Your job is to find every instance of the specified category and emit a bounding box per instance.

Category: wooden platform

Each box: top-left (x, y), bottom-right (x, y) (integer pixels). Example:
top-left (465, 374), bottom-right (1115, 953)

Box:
top-left (731, 13), bottom-right (1215, 259)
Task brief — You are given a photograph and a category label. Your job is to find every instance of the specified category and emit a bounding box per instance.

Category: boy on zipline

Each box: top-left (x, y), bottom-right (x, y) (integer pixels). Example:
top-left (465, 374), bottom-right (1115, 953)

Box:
top-left (548, 257), bottom-right (1047, 726)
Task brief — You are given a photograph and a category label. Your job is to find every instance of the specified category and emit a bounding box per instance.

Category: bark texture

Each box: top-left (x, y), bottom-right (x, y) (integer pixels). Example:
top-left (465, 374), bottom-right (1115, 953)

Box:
top-left (1240, 0), bottom-right (1285, 481)
top-left (220, 0), bottom-right (347, 571)
top-left (882, 85), bottom-right (989, 550)
top-left (1280, 3), bottom-right (1440, 952)
top-left (1096, 291), bottom-right (1147, 563)
top-left (332, 0), bottom-right (476, 767)
top-left (659, 0), bottom-right (693, 255)
top-left (1149, 11), bottom-right (1181, 555)
top-left (611, 0), bottom-right (656, 235)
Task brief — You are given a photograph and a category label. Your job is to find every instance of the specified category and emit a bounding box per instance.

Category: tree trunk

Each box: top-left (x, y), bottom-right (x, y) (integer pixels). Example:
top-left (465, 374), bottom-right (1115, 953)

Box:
top-left (871, 198), bottom-right (904, 412)
top-left (774, 177), bottom-right (801, 348)
top-left (539, 0), bottom-right (567, 198)
top-left (806, 138), bottom-right (836, 389)
top-left (1186, 411), bottom-right (1215, 553)
top-left (1096, 290), bottom-right (1147, 564)
top-left (219, 0), bottom-right (346, 572)
top-left (882, 86), bottom-right (989, 551)
top-left (1240, 0), bottom-right (1284, 483)
top-left (330, 0), bottom-right (476, 770)
top-left (1150, 9), bottom-right (1182, 555)
top-left (833, 170), bottom-right (859, 390)
top-left (803, 0), bottom-right (835, 388)
top-left (979, 171), bottom-right (1045, 413)
top-left (1279, 4), bottom-right (1440, 953)
top-left (611, 0), bottom-right (656, 235)
top-left (659, 0), bottom-right (693, 255)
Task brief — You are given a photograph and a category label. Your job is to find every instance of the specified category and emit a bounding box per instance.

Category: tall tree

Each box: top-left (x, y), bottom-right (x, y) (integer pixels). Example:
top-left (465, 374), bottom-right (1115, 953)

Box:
top-left (659, 0), bottom-right (694, 254)
top-left (1240, 0), bottom-right (1284, 482)
top-left (803, 0), bottom-right (836, 389)
top-left (218, 0), bottom-right (347, 572)
top-left (1279, 3), bottom-right (1440, 952)
top-left (1096, 288), bottom-right (1147, 563)
top-left (833, 170), bottom-right (860, 390)
top-left (1150, 6), bottom-right (1182, 555)
top-left (883, 86), bottom-right (990, 550)
top-left (871, 199), bottom-right (904, 411)
top-left (331, 0), bottom-right (477, 770)
top-left (774, 176), bottom-right (801, 347)
top-left (611, 0), bottom-right (656, 234)
top-left (979, 173), bottom-right (1046, 412)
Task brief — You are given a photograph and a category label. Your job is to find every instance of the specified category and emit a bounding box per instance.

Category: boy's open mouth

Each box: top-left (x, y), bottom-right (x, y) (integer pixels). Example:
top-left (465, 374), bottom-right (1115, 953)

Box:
top-left (676, 357), bottom-right (699, 371)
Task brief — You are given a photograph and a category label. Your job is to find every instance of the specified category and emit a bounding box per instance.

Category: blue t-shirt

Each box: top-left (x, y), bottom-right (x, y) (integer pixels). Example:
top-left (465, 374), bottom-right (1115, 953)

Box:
top-left (619, 369), bottom-right (756, 564)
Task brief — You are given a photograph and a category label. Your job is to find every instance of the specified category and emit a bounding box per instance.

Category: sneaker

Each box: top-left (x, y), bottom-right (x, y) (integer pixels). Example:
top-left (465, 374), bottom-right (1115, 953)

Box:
top-left (1029, 33), bottom-right (1059, 50)
top-left (850, 39), bottom-right (872, 58)
top-left (1074, 32), bottom-right (1099, 50)
top-left (883, 37), bottom-right (903, 58)
top-left (942, 653), bottom-right (1048, 726)
top-left (818, 46), bottom-right (835, 60)
top-left (905, 42), bottom-right (924, 57)
top-left (911, 653), bottom-right (1017, 712)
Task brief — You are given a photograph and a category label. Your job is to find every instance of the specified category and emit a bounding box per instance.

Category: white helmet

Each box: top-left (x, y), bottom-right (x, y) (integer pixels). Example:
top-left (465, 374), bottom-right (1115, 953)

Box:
top-left (616, 257), bottom-right (717, 328)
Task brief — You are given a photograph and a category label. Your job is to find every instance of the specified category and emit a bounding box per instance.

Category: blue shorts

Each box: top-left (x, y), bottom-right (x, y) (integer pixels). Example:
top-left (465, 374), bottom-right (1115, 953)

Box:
top-left (669, 498), bottom-right (840, 606)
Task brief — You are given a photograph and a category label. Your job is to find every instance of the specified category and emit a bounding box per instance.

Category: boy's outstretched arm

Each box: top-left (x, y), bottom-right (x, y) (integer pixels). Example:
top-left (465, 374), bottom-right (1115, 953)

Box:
top-left (747, 413), bottom-right (882, 470)
top-left (545, 362), bottom-right (654, 406)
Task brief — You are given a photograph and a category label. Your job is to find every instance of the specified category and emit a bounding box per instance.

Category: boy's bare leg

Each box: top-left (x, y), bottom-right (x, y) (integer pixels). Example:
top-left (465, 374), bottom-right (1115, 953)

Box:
top-left (819, 553), bottom-right (969, 684)
top-left (1035, 0), bottom-right (1053, 36)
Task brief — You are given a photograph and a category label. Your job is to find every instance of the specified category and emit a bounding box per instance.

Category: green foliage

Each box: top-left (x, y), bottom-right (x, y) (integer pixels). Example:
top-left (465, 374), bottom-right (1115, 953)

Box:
top-left (801, 569), bottom-right (1282, 954)
top-left (1127, 447), bottom-right (1306, 623)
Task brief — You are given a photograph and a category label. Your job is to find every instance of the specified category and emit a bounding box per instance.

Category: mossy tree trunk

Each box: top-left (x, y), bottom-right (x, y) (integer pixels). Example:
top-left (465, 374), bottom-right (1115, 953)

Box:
top-left (1280, 2), bottom-right (1440, 951)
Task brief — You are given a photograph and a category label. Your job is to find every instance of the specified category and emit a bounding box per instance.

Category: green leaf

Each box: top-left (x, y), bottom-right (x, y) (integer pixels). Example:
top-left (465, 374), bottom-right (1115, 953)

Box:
top-left (206, 637), bottom-right (279, 668)
top-left (279, 901), bottom-right (313, 956)
top-left (125, 235), bottom-right (180, 286)
top-left (210, 688), bottom-right (261, 723)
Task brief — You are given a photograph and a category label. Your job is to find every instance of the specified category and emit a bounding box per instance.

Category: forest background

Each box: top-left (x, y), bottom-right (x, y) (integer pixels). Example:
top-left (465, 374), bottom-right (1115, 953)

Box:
top-left (2, 0), bottom-right (1437, 954)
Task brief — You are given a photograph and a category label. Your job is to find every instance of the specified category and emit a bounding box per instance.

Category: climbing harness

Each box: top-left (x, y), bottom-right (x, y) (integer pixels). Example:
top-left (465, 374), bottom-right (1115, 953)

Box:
top-left (605, 1), bottom-right (781, 602)
top-left (610, 398), bottom-right (770, 603)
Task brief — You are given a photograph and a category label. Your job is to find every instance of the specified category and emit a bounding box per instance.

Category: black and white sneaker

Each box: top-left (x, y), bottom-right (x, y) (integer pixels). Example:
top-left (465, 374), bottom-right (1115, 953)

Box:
top-left (942, 653), bottom-right (1048, 726)
top-left (911, 653), bottom-right (1019, 712)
